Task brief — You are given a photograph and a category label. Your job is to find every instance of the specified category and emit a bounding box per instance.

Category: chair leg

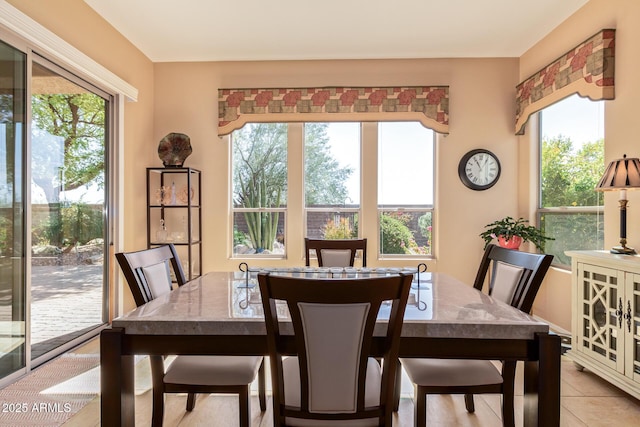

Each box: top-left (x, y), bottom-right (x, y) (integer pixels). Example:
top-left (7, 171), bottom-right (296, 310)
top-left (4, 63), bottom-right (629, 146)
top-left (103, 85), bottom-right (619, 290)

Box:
top-left (413, 385), bottom-right (426, 427)
top-left (258, 358), bottom-right (267, 411)
top-left (464, 393), bottom-right (475, 413)
top-left (151, 387), bottom-right (164, 427)
top-left (186, 392), bottom-right (196, 411)
top-left (501, 391), bottom-right (515, 427)
top-left (501, 361), bottom-right (516, 427)
top-left (239, 387), bottom-right (251, 427)
top-left (393, 359), bottom-right (402, 412)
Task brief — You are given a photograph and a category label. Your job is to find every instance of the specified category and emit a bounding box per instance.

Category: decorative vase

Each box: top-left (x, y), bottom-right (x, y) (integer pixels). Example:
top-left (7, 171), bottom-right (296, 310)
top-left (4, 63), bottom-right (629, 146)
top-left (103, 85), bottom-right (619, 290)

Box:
top-left (158, 132), bottom-right (192, 167)
top-left (497, 235), bottom-right (522, 250)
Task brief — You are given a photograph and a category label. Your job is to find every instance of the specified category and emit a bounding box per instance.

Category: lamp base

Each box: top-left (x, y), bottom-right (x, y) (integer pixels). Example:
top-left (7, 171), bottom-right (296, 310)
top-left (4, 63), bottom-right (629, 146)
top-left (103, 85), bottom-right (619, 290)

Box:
top-left (610, 246), bottom-right (637, 255)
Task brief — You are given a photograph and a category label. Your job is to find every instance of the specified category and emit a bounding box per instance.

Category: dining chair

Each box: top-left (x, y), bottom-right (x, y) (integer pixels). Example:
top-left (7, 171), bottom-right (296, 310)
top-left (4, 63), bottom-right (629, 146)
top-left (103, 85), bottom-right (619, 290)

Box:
top-left (400, 244), bottom-right (553, 427)
top-left (258, 272), bottom-right (412, 426)
top-left (304, 237), bottom-right (367, 267)
top-left (115, 244), bottom-right (266, 427)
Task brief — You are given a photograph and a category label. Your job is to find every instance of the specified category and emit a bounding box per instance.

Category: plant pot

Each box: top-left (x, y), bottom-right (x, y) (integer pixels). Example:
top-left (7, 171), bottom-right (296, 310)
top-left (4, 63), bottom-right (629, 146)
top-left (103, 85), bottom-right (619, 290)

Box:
top-left (497, 235), bottom-right (522, 250)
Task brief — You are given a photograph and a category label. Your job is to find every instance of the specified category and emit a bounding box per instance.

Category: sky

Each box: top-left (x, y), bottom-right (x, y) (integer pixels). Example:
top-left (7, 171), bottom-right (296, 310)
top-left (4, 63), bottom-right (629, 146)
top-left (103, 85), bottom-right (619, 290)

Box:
top-left (540, 93), bottom-right (604, 147)
top-left (324, 121), bottom-right (434, 206)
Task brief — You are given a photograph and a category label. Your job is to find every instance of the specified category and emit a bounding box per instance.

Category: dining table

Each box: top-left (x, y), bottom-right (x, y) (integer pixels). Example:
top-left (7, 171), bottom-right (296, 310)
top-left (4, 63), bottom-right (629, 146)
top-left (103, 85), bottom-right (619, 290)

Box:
top-left (100, 267), bottom-right (560, 426)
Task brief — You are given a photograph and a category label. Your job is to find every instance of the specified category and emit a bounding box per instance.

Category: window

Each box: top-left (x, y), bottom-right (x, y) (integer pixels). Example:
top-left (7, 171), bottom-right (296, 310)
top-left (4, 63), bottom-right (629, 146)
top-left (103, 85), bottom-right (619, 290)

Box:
top-left (231, 121), bottom-right (435, 260)
top-left (304, 122), bottom-right (360, 240)
top-left (378, 122), bottom-right (434, 256)
top-left (538, 94), bottom-right (604, 265)
top-left (231, 123), bottom-right (287, 256)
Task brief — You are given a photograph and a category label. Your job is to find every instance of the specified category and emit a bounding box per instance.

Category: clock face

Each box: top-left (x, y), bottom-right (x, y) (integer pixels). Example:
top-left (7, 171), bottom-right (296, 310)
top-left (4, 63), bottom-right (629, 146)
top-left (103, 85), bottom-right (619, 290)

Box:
top-left (458, 149), bottom-right (501, 190)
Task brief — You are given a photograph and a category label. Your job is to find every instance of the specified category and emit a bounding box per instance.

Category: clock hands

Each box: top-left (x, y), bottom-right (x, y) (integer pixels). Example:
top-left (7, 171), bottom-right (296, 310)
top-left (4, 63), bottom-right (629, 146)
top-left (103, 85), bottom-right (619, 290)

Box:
top-left (459, 150), bottom-right (500, 190)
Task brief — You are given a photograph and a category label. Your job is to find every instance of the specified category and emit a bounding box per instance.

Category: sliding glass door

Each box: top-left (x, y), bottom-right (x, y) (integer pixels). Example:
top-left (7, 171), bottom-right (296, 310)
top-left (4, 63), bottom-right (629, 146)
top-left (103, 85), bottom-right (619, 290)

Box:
top-left (0, 39), bottom-right (26, 379)
top-left (30, 60), bottom-right (108, 361)
top-left (0, 28), bottom-right (113, 385)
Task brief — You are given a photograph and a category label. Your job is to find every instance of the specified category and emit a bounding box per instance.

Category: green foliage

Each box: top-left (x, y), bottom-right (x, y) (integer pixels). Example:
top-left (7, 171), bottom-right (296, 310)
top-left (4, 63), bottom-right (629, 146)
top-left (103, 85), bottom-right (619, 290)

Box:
top-left (304, 123), bottom-right (353, 205)
top-left (417, 213), bottom-right (432, 248)
top-left (62, 202), bottom-right (103, 245)
top-left (539, 134), bottom-right (604, 262)
top-left (380, 213), bottom-right (414, 254)
top-left (32, 213), bottom-right (63, 246)
top-left (233, 123), bottom-right (287, 251)
top-left (541, 212), bottom-right (604, 265)
top-left (31, 92), bottom-right (106, 195)
top-left (233, 123), bottom-right (355, 252)
top-left (541, 136), bottom-right (604, 207)
top-left (323, 217), bottom-right (357, 239)
top-left (0, 215), bottom-right (11, 255)
top-left (480, 216), bottom-right (554, 252)
top-left (417, 213), bottom-right (432, 237)
top-left (233, 226), bottom-right (248, 246)
top-left (32, 202), bottom-right (103, 248)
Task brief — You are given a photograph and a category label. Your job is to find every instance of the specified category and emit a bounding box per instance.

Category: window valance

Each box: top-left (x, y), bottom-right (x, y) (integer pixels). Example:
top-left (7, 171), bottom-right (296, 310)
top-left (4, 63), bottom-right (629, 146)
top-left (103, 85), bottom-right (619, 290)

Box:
top-left (515, 29), bottom-right (615, 135)
top-left (218, 86), bottom-right (449, 136)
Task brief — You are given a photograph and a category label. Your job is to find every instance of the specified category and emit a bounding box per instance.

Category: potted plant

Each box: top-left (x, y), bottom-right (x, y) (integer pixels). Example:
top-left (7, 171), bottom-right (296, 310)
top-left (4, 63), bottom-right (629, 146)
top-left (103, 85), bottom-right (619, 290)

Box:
top-left (480, 216), bottom-right (554, 251)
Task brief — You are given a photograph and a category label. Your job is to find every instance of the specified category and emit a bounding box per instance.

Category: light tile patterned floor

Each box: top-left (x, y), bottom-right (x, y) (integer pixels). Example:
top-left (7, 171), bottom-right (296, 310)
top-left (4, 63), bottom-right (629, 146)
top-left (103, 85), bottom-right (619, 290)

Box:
top-left (59, 342), bottom-right (640, 426)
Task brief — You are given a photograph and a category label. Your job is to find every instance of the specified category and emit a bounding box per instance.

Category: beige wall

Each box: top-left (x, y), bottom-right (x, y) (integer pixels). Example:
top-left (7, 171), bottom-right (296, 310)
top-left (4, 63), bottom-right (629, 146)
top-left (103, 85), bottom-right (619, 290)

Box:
top-left (520, 0), bottom-right (640, 331)
top-left (10, 0), bottom-right (637, 331)
top-left (154, 58), bottom-right (520, 282)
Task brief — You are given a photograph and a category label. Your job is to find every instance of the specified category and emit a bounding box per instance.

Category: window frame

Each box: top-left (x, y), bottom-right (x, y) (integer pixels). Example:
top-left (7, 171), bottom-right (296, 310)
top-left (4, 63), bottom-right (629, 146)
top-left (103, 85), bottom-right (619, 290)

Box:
top-left (230, 121), bottom-right (436, 262)
top-left (536, 96), bottom-right (605, 267)
top-left (303, 122), bottom-right (362, 243)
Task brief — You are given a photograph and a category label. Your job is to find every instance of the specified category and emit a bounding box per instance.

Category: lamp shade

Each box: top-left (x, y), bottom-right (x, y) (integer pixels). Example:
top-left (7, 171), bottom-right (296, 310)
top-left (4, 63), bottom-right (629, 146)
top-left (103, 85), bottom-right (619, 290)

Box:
top-left (595, 155), bottom-right (640, 191)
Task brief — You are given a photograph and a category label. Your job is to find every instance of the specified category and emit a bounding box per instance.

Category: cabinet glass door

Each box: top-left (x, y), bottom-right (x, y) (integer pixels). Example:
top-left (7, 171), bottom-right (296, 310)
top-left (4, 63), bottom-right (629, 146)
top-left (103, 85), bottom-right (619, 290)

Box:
top-left (627, 272), bottom-right (640, 381)
top-left (576, 263), bottom-right (624, 373)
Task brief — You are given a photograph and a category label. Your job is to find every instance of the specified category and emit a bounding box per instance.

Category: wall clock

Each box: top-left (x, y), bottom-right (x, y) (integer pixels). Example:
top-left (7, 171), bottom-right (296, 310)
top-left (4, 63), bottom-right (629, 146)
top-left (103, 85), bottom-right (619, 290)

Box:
top-left (458, 149), bottom-right (501, 191)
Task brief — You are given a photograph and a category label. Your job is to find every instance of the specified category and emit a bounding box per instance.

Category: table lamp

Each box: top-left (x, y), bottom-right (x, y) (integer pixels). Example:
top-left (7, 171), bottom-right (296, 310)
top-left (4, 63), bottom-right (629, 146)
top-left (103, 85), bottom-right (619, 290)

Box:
top-left (595, 154), bottom-right (640, 254)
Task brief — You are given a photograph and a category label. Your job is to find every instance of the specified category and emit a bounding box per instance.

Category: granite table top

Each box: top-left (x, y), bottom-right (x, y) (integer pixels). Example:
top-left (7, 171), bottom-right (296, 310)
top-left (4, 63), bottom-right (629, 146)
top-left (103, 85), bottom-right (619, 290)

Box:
top-left (113, 271), bottom-right (549, 340)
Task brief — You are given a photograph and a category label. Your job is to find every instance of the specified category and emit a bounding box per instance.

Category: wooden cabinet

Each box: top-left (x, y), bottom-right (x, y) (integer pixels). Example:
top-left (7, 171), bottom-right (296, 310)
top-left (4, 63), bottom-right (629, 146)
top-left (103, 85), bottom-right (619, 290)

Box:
top-left (566, 250), bottom-right (640, 399)
top-left (147, 167), bottom-right (202, 280)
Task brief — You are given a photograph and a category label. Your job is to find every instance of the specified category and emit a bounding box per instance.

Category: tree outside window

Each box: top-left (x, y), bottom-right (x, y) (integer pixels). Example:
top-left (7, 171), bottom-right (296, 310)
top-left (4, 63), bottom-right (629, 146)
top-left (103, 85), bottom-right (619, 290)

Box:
top-left (231, 121), bottom-right (435, 259)
top-left (539, 95), bottom-right (605, 265)
top-left (304, 123), bottom-right (359, 241)
top-left (232, 123), bottom-right (287, 255)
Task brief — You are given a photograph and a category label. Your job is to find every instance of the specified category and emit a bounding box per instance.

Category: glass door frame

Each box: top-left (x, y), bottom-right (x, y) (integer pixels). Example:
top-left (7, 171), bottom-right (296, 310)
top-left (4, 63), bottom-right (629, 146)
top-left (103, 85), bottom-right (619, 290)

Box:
top-left (28, 53), bottom-right (113, 368)
top-left (0, 31), bottom-right (27, 386)
top-left (0, 29), bottom-right (117, 387)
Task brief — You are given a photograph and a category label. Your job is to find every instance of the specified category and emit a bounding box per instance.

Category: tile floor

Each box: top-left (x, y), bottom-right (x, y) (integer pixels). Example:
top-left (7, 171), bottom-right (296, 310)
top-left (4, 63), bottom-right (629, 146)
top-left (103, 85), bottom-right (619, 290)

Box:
top-left (60, 337), bottom-right (640, 426)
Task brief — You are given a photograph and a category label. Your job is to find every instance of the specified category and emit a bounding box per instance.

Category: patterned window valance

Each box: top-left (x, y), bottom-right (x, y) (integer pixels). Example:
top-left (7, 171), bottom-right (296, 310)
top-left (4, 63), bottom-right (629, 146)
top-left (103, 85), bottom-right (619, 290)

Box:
top-left (515, 29), bottom-right (615, 135)
top-left (218, 86), bottom-right (449, 136)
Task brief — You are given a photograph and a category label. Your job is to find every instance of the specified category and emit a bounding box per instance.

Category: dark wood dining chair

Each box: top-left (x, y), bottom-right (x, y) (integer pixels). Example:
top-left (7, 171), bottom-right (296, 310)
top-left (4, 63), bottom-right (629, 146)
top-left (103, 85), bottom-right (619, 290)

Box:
top-left (400, 244), bottom-right (553, 427)
top-left (304, 237), bottom-right (367, 267)
top-left (115, 244), bottom-right (266, 427)
top-left (258, 272), bottom-right (412, 426)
